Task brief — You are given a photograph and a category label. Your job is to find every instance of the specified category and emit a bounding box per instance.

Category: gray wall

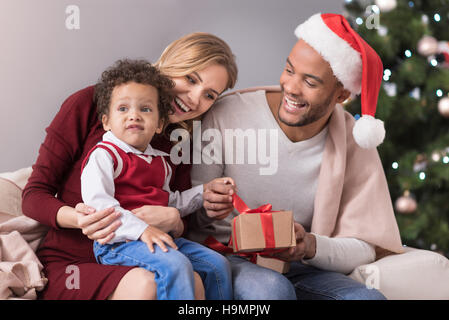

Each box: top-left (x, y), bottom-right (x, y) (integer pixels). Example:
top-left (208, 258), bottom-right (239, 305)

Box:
top-left (0, 0), bottom-right (343, 172)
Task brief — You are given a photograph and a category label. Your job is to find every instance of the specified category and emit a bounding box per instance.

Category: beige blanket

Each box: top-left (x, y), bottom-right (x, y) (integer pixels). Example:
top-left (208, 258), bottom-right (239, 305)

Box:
top-left (0, 171), bottom-right (48, 300)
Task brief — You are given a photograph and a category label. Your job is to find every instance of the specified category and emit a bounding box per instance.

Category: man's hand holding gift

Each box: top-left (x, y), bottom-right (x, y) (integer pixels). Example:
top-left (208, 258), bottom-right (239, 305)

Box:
top-left (271, 222), bottom-right (317, 261)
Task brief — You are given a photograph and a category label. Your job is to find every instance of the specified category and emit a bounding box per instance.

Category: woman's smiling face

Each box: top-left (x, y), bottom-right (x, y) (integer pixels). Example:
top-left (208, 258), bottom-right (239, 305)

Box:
top-left (168, 63), bottom-right (229, 123)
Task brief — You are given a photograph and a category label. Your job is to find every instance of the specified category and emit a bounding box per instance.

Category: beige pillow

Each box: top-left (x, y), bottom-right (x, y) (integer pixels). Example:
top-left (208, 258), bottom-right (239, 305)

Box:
top-left (0, 167), bottom-right (48, 250)
top-left (349, 246), bottom-right (449, 300)
top-left (0, 177), bottom-right (25, 223)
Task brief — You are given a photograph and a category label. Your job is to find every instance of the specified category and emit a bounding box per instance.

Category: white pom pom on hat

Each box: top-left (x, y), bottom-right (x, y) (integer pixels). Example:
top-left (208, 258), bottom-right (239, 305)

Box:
top-left (294, 13), bottom-right (385, 149)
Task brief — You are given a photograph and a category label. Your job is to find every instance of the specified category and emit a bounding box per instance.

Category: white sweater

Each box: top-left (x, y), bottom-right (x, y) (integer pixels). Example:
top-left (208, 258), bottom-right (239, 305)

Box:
top-left (187, 90), bottom-right (376, 274)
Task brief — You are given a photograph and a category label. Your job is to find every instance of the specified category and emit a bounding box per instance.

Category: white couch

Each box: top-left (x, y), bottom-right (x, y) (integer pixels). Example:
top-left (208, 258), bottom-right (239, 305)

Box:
top-left (1, 167), bottom-right (448, 300)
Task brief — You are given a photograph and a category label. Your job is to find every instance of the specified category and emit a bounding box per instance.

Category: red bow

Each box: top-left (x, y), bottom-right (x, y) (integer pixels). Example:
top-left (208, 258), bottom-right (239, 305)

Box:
top-left (205, 193), bottom-right (286, 262)
top-left (231, 193), bottom-right (277, 252)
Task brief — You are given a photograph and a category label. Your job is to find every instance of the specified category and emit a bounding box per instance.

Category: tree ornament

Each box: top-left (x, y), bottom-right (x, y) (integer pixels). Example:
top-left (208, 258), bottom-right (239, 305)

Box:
top-left (427, 41), bottom-right (449, 68)
top-left (417, 36), bottom-right (439, 56)
top-left (429, 53), bottom-right (449, 68)
top-left (413, 154), bottom-right (428, 172)
top-left (383, 82), bottom-right (397, 97)
top-left (377, 25), bottom-right (388, 37)
top-left (395, 191), bottom-right (417, 214)
top-left (431, 151), bottom-right (441, 162)
top-left (375, 0), bottom-right (397, 12)
top-left (438, 97), bottom-right (449, 118)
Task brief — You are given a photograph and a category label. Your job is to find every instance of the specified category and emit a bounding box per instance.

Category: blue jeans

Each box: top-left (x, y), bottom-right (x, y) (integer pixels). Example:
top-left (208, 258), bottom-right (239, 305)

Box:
top-left (94, 238), bottom-right (233, 300)
top-left (228, 255), bottom-right (386, 300)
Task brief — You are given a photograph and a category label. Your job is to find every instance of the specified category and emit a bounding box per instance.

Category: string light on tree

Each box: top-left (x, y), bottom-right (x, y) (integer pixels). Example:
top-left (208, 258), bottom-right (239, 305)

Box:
top-left (383, 68), bottom-right (392, 81)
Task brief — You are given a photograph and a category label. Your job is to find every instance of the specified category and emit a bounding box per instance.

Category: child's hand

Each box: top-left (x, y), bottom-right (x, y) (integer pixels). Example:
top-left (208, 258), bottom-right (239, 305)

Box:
top-left (140, 225), bottom-right (178, 253)
top-left (203, 177), bottom-right (236, 220)
top-left (132, 206), bottom-right (181, 234)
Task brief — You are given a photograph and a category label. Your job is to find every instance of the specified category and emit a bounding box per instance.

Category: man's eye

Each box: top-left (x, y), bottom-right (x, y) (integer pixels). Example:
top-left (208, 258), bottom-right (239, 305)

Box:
top-left (305, 80), bottom-right (316, 88)
top-left (285, 68), bottom-right (293, 74)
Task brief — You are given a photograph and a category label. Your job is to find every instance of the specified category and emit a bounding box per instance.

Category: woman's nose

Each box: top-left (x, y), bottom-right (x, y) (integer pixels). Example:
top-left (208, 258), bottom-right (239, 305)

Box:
top-left (187, 87), bottom-right (201, 110)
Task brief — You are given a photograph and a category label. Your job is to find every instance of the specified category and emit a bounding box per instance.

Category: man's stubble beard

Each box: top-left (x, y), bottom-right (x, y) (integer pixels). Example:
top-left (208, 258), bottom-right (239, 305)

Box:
top-left (278, 88), bottom-right (336, 128)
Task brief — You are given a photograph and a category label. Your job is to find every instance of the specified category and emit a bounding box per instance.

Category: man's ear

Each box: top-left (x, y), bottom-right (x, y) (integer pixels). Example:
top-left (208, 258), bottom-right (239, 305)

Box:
top-left (336, 87), bottom-right (351, 104)
top-left (102, 114), bottom-right (111, 131)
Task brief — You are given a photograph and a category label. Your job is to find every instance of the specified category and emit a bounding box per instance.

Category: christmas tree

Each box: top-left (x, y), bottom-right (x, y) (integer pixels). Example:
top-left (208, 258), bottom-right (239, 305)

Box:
top-left (343, 0), bottom-right (449, 257)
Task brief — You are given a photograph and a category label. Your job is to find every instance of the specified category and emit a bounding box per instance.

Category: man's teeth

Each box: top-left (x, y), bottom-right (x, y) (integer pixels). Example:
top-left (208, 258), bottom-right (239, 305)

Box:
top-left (285, 97), bottom-right (306, 109)
top-left (175, 97), bottom-right (191, 112)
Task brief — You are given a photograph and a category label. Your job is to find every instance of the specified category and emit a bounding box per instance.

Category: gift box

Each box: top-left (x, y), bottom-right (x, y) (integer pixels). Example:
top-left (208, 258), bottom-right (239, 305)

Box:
top-left (230, 194), bottom-right (296, 253)
top-left (256, 255), bottom-right (290, 274)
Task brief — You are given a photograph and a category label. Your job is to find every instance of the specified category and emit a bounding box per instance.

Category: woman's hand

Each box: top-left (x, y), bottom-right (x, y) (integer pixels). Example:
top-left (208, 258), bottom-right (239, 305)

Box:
top-left (140, 225), bottom-right (178, 253)
top-left (202, 177), bottom-right (236, 220)
top-left (132, 206), bottom-right (183, 236)
top-left (75, 203), bottom-right (122, 244)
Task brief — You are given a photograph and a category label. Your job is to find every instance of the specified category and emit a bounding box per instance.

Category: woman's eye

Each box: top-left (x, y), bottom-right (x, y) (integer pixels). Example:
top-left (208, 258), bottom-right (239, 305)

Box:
top-left (206, 93), bottom-right (215, 100)
top-left (285, 67), bottom-right (293, 74)
top-left (186, 75), bottom-right (196, 84)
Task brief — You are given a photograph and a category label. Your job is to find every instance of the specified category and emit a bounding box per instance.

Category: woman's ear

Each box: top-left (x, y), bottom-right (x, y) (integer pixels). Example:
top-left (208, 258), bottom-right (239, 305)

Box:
top-left (102, 114), bottom-right (111, 131)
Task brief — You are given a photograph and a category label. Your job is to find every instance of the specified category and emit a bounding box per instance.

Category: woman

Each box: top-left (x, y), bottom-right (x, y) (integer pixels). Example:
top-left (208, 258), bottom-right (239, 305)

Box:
top-left (22, 32), bottom-right (238, 300)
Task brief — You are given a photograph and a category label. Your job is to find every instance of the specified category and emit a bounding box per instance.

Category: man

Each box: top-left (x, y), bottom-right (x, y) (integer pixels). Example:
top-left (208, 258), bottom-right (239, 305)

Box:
top-left (186, 13), bottom-right (404, 300)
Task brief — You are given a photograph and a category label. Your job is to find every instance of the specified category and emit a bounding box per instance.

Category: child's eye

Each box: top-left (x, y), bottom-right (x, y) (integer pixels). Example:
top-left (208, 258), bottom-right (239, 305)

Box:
top-left (118, 106), bottom-right (128, 112)
top-left (141, 106), bottom-right (151, 112)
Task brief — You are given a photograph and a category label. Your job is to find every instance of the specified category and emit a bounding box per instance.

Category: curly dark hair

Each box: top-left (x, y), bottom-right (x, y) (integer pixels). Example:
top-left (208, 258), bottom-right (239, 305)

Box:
top-left (94, 59), bottom-right (174, 125)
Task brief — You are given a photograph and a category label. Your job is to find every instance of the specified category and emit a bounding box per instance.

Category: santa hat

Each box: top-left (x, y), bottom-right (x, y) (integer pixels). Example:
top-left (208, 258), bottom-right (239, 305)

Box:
top-left (294, 13), bottom-right (385, 149)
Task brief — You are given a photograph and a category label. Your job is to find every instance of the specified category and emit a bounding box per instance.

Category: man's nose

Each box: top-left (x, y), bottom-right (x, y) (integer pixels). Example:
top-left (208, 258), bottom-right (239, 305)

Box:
top-left (283, 77), bottom-right (302, 97)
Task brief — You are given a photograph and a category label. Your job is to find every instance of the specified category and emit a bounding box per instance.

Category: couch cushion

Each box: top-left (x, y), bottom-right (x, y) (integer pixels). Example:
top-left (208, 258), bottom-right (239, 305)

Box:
top-left (0, 177), bottom-right (24, 223)
top-left (0, 167), bottom-right (32, 223)
top-left (349, 246), bottom-right (449, 300)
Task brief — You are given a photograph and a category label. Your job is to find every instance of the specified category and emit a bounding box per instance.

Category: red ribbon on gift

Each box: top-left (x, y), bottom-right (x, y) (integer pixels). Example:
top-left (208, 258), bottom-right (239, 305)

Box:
top-left (232, 193), bottom-right (277, 252)
top-left (204, 193), bottom-right (289, 263)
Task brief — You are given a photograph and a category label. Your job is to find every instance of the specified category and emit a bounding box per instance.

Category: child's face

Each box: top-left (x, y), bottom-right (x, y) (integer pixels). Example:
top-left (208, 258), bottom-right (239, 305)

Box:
top-left (102, 82), bottom-right (163, 152)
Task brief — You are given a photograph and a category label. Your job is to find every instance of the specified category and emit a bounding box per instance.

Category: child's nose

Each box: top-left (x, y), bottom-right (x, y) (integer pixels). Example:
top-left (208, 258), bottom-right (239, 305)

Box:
top-left (128, 108), bottom-right (141, 120)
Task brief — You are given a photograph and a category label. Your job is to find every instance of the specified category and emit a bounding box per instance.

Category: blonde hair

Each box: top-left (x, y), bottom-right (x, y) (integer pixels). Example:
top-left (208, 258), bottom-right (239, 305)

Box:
top-left (155, 32), bottom-right (238, 134)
